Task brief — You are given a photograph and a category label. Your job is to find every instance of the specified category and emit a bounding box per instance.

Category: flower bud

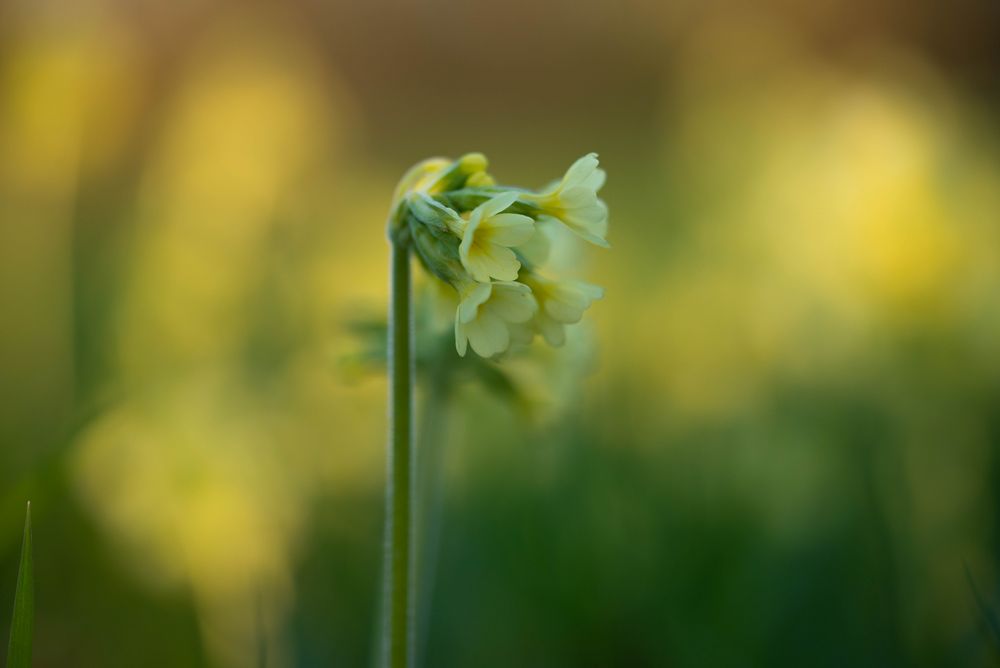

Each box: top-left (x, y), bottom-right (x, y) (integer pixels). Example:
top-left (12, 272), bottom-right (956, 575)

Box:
top-left (407, 192), bottom-right (461, 234)
top-left (392, 157), bottom-right (450, 204)
top-left (408, 206), bottom-right (466, 286)
top-left (426, 152), bottom-right (490, 193)
top-left (465, 170), bottom-right (496, 187)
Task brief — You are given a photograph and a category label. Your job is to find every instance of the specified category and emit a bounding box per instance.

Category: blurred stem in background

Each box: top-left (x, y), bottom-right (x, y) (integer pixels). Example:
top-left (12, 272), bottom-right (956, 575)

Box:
top-left (383, 231), bottom-right (415, 668)
top-left (415, 340), bottom-right (455, 667)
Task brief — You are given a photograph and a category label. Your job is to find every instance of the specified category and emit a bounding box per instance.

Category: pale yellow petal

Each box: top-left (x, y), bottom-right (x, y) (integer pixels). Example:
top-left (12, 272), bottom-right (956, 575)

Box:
top-left (561, 153), bottom-right (599, 189)
top-left (488, 283), bottom-right (536, 322)
top-left (485, 213), bottom-right (535, 247)
top-left (582, 168), bottom-right (606, 192)
top-left (457, 283), bottom-right (491, 323)
top-left (465, 310), bottom-right (509, 357)
top-left (454, 315), bottom-right (468, 356)
top-left (463, 243), bottom-right (519, 282)
top-left (475, 191), bottom-right (519, 219)
top-left (536, 312), bottom-right (566, 346)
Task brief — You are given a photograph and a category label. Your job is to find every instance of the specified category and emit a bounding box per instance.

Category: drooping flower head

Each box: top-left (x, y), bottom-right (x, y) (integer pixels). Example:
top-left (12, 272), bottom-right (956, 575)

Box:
top-left (391, 152), bottom-right (609, 358)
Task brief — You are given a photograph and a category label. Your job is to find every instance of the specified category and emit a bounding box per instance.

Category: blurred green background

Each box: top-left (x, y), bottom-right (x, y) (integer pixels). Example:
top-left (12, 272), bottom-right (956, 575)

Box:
top-left (2, 0), bottom-right (1000, 665)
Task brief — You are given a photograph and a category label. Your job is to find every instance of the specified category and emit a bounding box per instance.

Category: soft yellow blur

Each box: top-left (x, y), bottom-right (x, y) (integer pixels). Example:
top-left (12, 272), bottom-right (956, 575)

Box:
top-left (2, 2), bottom-right (999, 666)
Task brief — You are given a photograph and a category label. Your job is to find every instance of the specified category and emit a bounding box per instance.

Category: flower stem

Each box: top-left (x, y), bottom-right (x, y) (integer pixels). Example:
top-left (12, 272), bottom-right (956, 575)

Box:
top-left (384, 232), bottom-right (414, 668)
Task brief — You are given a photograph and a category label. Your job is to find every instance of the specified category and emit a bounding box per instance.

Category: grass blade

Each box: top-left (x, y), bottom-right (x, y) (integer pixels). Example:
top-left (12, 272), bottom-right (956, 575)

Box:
top-left (6, 502), bottom-right (33, 668)
top-left (965, 563), bottom-right (1000, 653)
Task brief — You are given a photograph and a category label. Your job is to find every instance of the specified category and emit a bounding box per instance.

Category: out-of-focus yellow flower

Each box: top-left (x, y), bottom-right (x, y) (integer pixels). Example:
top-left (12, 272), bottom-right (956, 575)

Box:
top-left (455, 192), bottom-right (535, 282)
top-left (520, 274), bottom-right (604, 346)
top-left (454, 280), bottom-right (537, 357)
top-left (522, 153), bottom-right (610, 248)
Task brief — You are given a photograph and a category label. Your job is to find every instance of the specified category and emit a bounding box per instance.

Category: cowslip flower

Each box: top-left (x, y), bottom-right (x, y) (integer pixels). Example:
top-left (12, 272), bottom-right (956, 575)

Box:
top-left (521, 274), bottom-right (604, 346)
top-left (455, 192), bottom-right (535, 282)
top-left (454, 280), bottom-right (537, 357)
top-left (520, 152), bottom-right (609, 248)
top-left (409, 191), bottom-right (535, 282)
top-left (393, 151), bottom-right (609, 359)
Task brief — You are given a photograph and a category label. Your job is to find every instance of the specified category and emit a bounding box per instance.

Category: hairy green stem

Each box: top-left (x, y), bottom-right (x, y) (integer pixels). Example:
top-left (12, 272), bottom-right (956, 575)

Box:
top-left (383, 233), bottom-right (415, 668)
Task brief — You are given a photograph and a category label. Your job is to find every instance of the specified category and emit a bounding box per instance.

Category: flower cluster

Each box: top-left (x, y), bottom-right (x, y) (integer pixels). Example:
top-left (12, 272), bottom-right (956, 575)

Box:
top-left (389, 152), bottom-right (608, 358)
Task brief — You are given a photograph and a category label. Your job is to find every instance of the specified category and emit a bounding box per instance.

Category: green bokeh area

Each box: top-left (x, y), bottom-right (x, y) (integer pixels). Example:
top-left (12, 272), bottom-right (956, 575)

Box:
top-left (3, 0), bottom-right (1000, 666)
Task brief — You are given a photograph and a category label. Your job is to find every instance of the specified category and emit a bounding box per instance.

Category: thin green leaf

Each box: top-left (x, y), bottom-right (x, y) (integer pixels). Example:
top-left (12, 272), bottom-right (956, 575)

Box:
top-left (6, 502), bottom-right (33, 668)
top-left (965, 562), bottom-right (1000, 656)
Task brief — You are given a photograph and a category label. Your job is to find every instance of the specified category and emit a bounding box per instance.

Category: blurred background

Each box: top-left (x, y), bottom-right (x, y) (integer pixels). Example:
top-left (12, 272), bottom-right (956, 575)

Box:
top-left (2, 0), bottom-right (1000, 665)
